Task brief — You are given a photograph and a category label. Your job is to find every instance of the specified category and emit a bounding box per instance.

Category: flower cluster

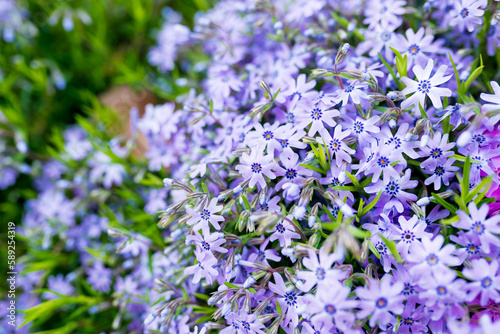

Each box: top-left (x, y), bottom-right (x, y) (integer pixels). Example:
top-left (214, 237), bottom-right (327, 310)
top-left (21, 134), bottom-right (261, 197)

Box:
top-left (2, 0), bottom-right (500, 333)
top-left (140, 0), bottom-right (500, 333)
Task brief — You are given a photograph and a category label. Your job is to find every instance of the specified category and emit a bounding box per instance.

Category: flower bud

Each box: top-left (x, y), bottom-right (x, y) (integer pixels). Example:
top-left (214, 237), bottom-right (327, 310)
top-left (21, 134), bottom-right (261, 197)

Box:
top-left (416, 197), bottom-right (431, 206)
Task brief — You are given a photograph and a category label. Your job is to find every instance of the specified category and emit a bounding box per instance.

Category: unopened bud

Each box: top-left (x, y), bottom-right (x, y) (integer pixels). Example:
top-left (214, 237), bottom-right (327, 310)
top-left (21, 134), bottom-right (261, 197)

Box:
top-left (243, 276), bottom-right (256, 288)
top-left (416, 197), bottom-right (431, 206)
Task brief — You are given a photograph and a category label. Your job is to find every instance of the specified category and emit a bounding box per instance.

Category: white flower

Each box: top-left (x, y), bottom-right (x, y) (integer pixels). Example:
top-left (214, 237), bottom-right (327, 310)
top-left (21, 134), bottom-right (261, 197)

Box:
top-left (401, 59), bottom-right (452, 111)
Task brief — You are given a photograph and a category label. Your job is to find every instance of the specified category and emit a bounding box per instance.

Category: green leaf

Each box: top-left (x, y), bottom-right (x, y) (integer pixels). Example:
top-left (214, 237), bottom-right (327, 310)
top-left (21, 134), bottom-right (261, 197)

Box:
top-left (241, 195), bottom-right (252, 211)
top-left (418, 103), bottom-right (429, 119)
top-left (462, 155), bottom-right (471, 201)
top-left (448, 53), bottom-right (463, 100)
top-left (83, 247), bottom-right (105, 260)
top-left (431, 193), bottom-right (458, 214)
top-left (224, 282), bottom-right (240, 289)
top-left (462, 55), bottom-right (484, 93)
top-left (345, 172), bottom-right (360, 188)
top-left (275, 300), bottom-right (283, 315)
top-left (361, 191), bottom-right (382, 216)
top-left (379, 52), bottom-right (402, 90)
top-left (465, 176), bottom-right (492, 203)
top-left (299, 163), bottom-right (326, 174)
top-left (380, 234), bottom-right (403, 263)
top-left (247, 287), bottom-right (257, 293)
top-left (347, 225), bottom-right (371, 239)
top-left (193, 293), bottom-right (209, 301)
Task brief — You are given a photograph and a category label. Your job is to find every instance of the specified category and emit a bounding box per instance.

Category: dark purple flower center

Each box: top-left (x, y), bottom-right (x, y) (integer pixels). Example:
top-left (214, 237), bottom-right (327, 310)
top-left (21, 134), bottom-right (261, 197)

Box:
top-left (353, 121), bottom-right (364, 134)
top-left (418, 79), bottom-right (431, 93)
top-left (241, 321), bottom-right (250, 330)
top-left (316, 267), bottom-right (326, 280)
top-left (385, 180), bottom-right (400, 196)
top-left (387, 137), bottom-right (402, 149)
top-left (311, 108), bottom-right (323, 120)
top-left (380, 31), bottom-right (391, 42)
top-left (472, 134), bottom-right (485, 144)
top-left (284, 291), bottom-right (297, 306)
top-left (434, 165), bottom-right (445, 176)
top-left (331, 177), bottom-right (343, 187)
top-left (279, 138), bottom-right (289, 148)
top-left (251, 163), bottom-right (262, 173)
top-left (329, 139), bottom-right (341, 152)
top-left (345, 85), bottom-right (354, 93)
top-left (437, 286), bottom-right (447, 295)
top-left (285, 168), bottom-right (297, 180)
top-left (426, 253), bottom-right (439, 265)
top-left (403, 283), bottom-right (414, 296)
top-left (291, 91), bottom-right (302, 101)
top-left (466, 243), bottom-right (480, 255)
top-left (473, 221), bottom-right (485, 234)
top-left (287, 113), bottom-right (295, 124)
top-left (408, 44), bottom-right (420, 55)
top-left (377, 156), bottom-right (390, 168)
top-left (260, 202), bottom-right (269, 211)
top-left (402, 230), bottom-right (415, 243)
top-left (257, 250), bottom-right (266, 261)
top-left (201, 209), bottom-right (211, 220)
top-left (375, 297), bottom-right (388, 308)
top-left (276, 223), bottom-right (285, 233)
top-left (232, 321), bottom-right (240, 329)
top-left (201, 241), bottom-right (210, 251)
top-left (324, 304), bottom-right (336, 314)
top-left (376, 242), bottom-right (387, 255)
top-left (460, 8), bottom-right (469, 18)
top-left (430, 148), bottom-right (442, 158)
top-left (481, 277), bottom-right (493, 288)
top-left (263, 130), bottom-right (274, 140)
top-left (402, 318), bottom-right (414, 326)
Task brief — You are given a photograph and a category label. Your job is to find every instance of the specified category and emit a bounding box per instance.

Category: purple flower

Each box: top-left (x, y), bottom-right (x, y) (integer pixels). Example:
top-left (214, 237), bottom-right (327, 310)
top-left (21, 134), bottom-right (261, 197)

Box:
top-left (87, 261), bottom-right (112, 293)
top-left (453, 202), bottom-right (500, 254)
top-left (449, 0), bottom-right (484, 32)
top-left (275, 149), bottom-right (312, 190)
top-left (424, 157), bottom-right (459, 190)
top-left (364, 143), bottom-right (405, 182)
top-left (220, 310), bottom-right (266, 334)
top-left (184, 250), bottom-right (219, 285)
top-left (389, 215), bottom-right (433, 257)
top-left (296, 101), bottom-right (338, 136)
top-left (462, 258), bottom-right (500, 306)
top-left (401, 59), bottom-right (452, 110)
top-left (273, 124), bottom-right (307, 152)
top-left (296, 248), bottom-right (347, 292)
top-left (43, 274), bottom-right (75, 300)
top-left (301, 281), bottom-right (357, 331)
top-left (186, 198), bottom-right (225, 231)
top-left (365, 169), bottom-right (418, 213)
top-left (334, 82), bottom-right (369, 106)
top-left (248, 122), bottom-right (282, 155)
top-left (319, 125), bottom-right (355, 167)
top-left (420, 132), bottom-right (456, 170)
top-left (286, 73), bottom-right (318, 108)
top-left (345, 115), bottom-right (380, 144)
top-left (235, 148), bottom-right (279, 188)
top-left (268, 272), bottom-right (300, 329)
top-left (186, 226), bottom-right (228, 254)
top-left (247, 237), bottom-right (281, 265)
top-left (407, 234), bottom-right (461, 279)
top-left (269, 217), bottom-right (300, 247)
top-left (355, 275), bottom-right (404, 330)
top-left (392, 27), bottom-right (444, 69)
top-left (481, 81), bottom-right (500, 112)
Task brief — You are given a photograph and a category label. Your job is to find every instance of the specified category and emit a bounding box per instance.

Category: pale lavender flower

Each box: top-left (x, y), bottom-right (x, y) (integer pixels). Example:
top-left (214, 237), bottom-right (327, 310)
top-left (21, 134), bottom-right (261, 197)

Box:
top-left (275, 149), bottom-right (312, 190)
top-left (268, 273), bottom-right (299, 330)
top-left (319, 125), bottom-right (355, 167)
top-left (269, 218), bottom-right (300, 247)
top-left (420, 132), bottom-right (455, 170)
top-left (186, 198), bottom-right (224, 231)
top-left (389, 215), bottom-right (433, 257)
top-left (401, 59), bottom-right (452, 110)
top-left (184, 250), bottom-right (219, 285)
top-left (333, 82), bottom-right (369, 106)
top-left (462, 258), bottom-right (500, 306)
top-left (453, 202), bottom-right (500, 254)
top-left (235, 148), bottom-right (279, 188)
top-left (296, 248), bottom-right (347, 292)
top-left (296, 101), bottom-right (339, 136)
top-left (356, 275), bottom-right (405, 330)
top-left (344, 115), bottom-right (380, 144)
top-left (186, 226), bottom-right (228, 254)
top-left (87, 261), bottom-right (112, 293)
top-left (407, 234), bottom-right (461, 279)
top-left (481, 81), bottom-right (500, 112)
top-left (424, 157), bottom-right (459, 190)
top-left (449, 0), bottom-right (484, 32)
top-left (392, 27), bottom-right (445, 68)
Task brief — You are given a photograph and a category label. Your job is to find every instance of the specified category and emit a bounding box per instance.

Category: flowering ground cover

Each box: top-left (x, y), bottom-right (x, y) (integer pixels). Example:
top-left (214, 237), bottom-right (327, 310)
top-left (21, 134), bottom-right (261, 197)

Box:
top-left (2, 0), bottom-right (500, 333)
